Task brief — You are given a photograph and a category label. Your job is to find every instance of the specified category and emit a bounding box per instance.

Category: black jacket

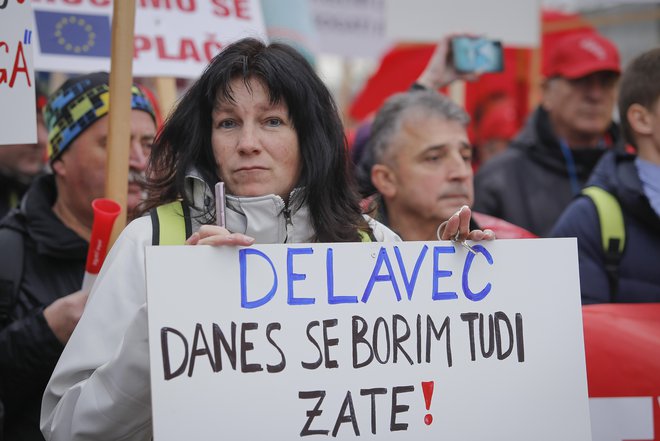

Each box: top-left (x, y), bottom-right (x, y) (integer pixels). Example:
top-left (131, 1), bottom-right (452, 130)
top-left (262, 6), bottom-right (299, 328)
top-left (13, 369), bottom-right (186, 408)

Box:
top-left (473, 106), bottom-right (623, 237)
top-left (551, 150), bottom-right (660, 304)
top-left (0, 174), bottom-right (87, 441)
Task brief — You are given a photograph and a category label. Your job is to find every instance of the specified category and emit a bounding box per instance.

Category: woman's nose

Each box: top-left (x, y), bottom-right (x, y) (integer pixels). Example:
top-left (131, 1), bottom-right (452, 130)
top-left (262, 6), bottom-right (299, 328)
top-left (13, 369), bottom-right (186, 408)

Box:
top-left (236, 124), bottom-right (260, 154)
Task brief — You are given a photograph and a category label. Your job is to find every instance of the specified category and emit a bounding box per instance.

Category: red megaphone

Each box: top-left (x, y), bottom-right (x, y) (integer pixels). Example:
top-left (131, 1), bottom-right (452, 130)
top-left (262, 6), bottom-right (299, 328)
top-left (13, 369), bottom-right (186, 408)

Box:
top-left (82, 198), bottom-right (121, 292)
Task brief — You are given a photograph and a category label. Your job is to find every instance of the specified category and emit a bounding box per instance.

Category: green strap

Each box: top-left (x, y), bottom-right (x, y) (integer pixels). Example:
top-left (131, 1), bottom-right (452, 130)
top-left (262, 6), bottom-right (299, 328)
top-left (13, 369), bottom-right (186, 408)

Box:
top-left (155, 201), bottom-right (187, 245)
top-left (8, 191), bottom-right (18, 211)
top-left (582, 186), bottom-right (625, 253)
top-left (358, 230), bottom-right (372, 242)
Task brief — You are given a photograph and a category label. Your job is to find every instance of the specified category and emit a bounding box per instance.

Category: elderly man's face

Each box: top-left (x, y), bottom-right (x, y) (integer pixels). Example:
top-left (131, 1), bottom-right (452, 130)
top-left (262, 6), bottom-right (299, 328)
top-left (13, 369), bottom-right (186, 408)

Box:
top-left (543, 71), bottom-right (619, 145)
top-left (377, 112), bottom-right (474, 224)
top-left (52, 110), bottom-right (156, 225)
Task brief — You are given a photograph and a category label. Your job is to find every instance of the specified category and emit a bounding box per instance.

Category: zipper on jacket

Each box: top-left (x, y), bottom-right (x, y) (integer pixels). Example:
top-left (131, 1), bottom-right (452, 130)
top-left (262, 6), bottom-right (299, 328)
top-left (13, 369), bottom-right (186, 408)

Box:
top-left (279, 188), bottom-right (302, 243)
top-left (283, 207), bottom-right (292, 243)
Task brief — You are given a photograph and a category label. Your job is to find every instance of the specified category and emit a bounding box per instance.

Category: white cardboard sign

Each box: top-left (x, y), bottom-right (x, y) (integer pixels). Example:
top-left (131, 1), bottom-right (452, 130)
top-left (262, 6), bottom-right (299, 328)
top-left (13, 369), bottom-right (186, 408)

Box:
top-left (1, 0), bottom-right (36, 145)
top-left (146, 238), bottom-right (591, 440)
top-left (30, 0), bottom-right (267, 78)
top-left (385, 0), bottom-right (541, 48)
top-left (309, 0), bottom-right (391, 59)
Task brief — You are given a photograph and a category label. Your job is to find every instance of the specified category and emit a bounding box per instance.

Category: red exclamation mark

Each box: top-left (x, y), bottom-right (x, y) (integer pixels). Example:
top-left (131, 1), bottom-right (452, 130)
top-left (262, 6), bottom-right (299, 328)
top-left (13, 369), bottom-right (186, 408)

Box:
top-left (422, 381), bottom-right (434, 425)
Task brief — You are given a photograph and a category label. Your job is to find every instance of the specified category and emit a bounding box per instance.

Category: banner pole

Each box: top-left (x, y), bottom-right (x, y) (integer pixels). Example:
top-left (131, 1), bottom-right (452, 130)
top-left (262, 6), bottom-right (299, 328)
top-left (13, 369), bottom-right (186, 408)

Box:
top-left (105, 0), bottom-right (137, 248)
top-left (155, 77), bottom-right (177, 121)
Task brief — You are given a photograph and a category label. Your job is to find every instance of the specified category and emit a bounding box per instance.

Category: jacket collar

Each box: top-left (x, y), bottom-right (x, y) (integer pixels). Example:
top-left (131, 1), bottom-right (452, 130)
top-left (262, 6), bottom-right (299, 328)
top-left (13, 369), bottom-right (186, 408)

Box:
top-left (183, 170), bottom-right (314, 243)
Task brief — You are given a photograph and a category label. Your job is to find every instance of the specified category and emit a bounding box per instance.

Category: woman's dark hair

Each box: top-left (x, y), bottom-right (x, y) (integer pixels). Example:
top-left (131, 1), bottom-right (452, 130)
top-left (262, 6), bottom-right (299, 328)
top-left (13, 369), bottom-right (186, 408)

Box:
top-left (143, 38), bottom-right (368, 242)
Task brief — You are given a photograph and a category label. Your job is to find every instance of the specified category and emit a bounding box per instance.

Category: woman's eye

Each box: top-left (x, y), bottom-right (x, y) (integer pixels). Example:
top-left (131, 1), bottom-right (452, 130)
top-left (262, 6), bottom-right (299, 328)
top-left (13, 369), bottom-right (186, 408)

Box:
top-left (218, 120), bottom-right (236, 129)
top-left (266, 118), bottom-right (282, 127)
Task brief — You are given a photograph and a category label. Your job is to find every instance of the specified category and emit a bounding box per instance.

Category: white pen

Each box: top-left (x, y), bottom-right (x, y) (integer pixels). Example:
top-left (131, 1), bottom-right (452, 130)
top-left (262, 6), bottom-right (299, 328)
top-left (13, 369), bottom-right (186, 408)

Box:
top-left (215, 182), bottom-right (226, 228)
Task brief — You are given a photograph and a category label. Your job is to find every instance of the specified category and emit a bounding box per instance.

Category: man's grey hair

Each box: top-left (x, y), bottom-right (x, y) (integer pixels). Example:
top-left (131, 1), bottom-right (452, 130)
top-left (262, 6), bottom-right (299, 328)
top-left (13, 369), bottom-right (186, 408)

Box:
top-left (356, 90), bottom-right (470, 196)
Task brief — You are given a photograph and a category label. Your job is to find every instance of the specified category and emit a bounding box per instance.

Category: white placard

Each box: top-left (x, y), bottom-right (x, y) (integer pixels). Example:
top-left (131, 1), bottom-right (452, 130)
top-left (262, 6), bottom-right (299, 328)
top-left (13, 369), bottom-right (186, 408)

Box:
top-left (146, 238), bottom-right (591, 440)
top-left (0, 0), bottom-right (36, 145)
top-left (309, 0), bottom-right (391, 59)
top-left (31, 0), bottom-right (267, 78)
top-left (385, 0), bottom-right (541, 47)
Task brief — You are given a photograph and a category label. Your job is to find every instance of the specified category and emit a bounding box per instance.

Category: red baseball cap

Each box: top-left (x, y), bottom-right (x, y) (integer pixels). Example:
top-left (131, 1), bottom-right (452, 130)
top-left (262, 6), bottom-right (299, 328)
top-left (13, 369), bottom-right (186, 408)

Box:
top-left (544, 32), bottom-right (621, 79)
top-left (477, 97), bottom-right (519, 144)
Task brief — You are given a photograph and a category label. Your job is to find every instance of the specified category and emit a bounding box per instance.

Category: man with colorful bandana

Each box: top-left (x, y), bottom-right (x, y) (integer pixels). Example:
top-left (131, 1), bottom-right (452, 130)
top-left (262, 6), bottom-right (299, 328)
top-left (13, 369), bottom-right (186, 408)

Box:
top-left (0, 72), bottom-right (157, 441)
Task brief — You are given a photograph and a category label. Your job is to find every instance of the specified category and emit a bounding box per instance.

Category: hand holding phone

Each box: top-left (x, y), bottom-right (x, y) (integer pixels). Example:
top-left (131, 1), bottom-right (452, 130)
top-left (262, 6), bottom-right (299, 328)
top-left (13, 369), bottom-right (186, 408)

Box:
top-left (451, 36), bottom-right (504, 73)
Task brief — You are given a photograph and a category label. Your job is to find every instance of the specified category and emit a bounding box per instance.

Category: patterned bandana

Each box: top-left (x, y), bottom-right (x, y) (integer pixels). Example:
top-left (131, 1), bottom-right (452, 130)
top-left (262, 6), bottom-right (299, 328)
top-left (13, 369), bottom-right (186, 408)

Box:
top-left (43, 72), bottom-right (156, 162)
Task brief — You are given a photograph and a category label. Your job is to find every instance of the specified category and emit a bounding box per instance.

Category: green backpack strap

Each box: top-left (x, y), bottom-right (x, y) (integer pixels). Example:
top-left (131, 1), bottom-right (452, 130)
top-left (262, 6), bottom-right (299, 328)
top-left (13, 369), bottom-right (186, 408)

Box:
top-left (358, 230), bottom-right (372, 242)
top-left (581, 186), bottom-right (625, 301)
top-left (150, 201), bottom-right (192, 245)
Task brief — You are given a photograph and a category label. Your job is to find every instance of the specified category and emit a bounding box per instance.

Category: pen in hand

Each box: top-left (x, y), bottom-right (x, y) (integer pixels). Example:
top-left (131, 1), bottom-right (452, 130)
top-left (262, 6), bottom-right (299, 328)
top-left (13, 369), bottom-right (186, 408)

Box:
top-left (215, 182), bottom-right (226, 228)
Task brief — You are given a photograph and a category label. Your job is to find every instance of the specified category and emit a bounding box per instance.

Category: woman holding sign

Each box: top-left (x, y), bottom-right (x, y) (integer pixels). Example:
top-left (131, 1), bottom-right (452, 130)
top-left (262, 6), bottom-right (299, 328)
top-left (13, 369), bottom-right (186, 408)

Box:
top-left (41, 38), bottom-right (490, 441)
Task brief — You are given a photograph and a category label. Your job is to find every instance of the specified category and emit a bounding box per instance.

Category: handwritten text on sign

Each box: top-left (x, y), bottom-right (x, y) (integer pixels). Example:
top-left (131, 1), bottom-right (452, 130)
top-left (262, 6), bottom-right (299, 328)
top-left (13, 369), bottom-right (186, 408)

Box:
top-left (146, 239), bottom-right (591, 441)
top-left (0, 0), bottom-right (36, 145)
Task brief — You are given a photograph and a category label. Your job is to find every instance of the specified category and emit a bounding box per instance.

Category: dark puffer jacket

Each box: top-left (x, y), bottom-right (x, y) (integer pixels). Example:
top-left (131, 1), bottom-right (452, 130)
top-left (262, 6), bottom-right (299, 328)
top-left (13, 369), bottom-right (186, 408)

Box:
top-left (474, 106), bottom-right (623, 237)
top-left (0, 174), bottom-right (87, 441)
top-left (551, 150), bottom-right (660, 304)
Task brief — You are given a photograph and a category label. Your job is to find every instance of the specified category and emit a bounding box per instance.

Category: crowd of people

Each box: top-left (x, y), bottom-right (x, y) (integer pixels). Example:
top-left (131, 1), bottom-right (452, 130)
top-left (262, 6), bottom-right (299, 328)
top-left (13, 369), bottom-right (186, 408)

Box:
top-left (0, 28), bottom-right (658, 441)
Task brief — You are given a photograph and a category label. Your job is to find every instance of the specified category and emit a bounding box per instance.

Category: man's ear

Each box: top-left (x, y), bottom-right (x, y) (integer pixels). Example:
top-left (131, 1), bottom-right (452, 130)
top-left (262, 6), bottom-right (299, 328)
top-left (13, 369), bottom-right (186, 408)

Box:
top-left (51, 158), bottom-right (66, 177)
top-left (371, 163), bottom-right (397, 198)
top-left (540, 78), bottom-right (557, 111)
top-left (627, 103), bottom-right (652, 136)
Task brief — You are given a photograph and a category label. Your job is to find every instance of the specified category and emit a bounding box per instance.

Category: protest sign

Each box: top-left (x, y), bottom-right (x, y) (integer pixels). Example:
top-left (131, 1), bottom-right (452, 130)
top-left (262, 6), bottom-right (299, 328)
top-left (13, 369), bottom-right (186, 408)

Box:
top-left (0, 0), bottom-right (36, 145)
top-left (30, 0), bottom-right (267, 78)
top-left (308, 0), bottom-right (390, 59)
top-left (146, 238), bottom-right (591, 440)
top-left (385, 0), bottom-right (541, 47)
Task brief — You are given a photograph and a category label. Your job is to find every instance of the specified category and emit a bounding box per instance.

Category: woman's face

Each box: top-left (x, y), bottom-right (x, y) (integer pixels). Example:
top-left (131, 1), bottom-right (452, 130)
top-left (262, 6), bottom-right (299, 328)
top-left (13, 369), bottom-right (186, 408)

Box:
top-left (211, 78), bottom-right (301, 200)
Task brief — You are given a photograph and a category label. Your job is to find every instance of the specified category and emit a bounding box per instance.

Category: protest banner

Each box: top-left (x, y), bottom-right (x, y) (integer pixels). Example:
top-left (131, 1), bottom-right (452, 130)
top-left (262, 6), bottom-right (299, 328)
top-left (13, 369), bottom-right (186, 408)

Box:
top-left (30, 0), bottom-right (267, 78)
top-left (584, 303), bottom-right (660, 441)
top-left (146, 238), bottom-right (591, 440)
top-left (0, 0), bottom-right (36, 145)
top-left (309, 0), bottom-right (390, 59)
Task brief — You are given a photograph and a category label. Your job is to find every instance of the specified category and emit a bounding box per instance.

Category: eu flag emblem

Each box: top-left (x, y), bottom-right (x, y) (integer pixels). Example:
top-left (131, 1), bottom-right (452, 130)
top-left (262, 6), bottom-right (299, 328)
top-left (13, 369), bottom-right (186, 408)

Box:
top-left (35, 11), bottom-right (111, 58)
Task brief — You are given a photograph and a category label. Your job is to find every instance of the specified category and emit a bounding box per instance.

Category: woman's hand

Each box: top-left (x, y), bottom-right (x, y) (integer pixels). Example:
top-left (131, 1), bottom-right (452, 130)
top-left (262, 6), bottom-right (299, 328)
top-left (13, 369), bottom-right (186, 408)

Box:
top-left (437, 205), bottom-right (495, 242)
top-left (185, 225), bottom-right (255, 246)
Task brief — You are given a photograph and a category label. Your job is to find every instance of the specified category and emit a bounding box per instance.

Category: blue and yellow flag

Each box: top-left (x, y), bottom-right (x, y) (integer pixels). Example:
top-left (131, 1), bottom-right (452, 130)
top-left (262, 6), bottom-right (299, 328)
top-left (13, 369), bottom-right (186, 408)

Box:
top-left (35, 10), bottom-right (111, 58)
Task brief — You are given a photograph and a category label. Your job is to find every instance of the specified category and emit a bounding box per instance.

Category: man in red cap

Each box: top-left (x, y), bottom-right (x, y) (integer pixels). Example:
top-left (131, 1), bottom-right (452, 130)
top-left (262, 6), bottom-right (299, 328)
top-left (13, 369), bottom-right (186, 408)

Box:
top-left (473, 31), bottom-right (624, 237)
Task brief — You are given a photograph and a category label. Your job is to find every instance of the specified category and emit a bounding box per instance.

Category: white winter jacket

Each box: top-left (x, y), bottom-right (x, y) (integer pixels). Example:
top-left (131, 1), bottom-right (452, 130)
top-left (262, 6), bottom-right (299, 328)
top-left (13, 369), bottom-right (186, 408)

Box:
top-left (40, 174), bottom-right (400, 441)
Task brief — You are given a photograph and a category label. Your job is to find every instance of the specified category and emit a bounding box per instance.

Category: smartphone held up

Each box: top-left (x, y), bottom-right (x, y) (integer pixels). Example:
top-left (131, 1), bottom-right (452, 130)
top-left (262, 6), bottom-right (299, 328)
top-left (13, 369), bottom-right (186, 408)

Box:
top-left (451, 36), bottom-right (504, 73)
